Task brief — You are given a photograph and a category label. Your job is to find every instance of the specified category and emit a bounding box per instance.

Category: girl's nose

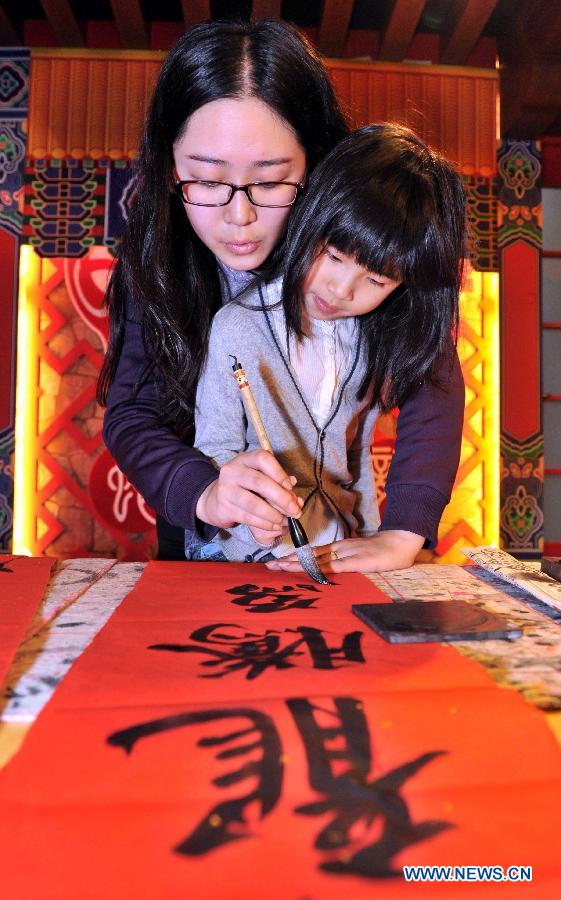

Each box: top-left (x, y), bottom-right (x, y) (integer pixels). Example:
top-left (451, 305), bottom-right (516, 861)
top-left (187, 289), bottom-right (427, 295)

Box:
top-left (327, 275), bottom-right (354, 301)
top-left (223, 190), bottom-right (257, 226)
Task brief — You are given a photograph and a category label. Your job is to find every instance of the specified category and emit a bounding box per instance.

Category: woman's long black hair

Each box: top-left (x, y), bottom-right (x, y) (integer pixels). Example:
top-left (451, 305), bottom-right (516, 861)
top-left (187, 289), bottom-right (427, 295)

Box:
top-left (97, 19), bottom-right (348, 439)
top-left (282, 123), bottom-right (467, 413)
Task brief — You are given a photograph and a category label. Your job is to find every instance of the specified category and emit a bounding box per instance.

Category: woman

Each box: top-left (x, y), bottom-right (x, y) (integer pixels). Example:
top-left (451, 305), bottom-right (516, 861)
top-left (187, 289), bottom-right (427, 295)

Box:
top-left (98, 19), bottom-right (464, 569)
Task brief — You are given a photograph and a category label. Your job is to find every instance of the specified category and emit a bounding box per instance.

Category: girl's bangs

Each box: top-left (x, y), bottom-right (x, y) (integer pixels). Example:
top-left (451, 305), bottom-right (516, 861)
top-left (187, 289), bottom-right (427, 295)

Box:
top-left (323, 215), bottom-right (407, 284)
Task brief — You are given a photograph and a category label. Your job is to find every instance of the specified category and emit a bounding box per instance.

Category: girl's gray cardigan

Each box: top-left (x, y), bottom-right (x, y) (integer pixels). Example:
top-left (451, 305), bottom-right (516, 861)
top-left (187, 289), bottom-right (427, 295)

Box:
top-left (192, 278), bottom-right (380, 561)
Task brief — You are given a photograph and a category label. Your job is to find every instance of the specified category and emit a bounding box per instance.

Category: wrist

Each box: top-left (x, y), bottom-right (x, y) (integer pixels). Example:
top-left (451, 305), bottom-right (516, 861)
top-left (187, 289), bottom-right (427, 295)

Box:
top-left (195, 480), bottom-right (216, 526)
top-left (381, 528), bottom-right (425, 547)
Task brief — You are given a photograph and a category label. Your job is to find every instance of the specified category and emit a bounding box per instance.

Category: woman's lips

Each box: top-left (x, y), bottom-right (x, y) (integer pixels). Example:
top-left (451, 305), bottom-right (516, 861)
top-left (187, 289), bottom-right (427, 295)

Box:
top-left (312, 293), bottom-right (338, 315)
top-left (223, 241), bottom-right (261, 255)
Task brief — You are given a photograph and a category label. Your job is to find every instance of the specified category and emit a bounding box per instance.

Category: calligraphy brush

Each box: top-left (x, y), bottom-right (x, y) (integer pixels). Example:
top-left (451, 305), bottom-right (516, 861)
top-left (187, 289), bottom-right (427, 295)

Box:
top-left (231, 357), bottom-right (331, 586)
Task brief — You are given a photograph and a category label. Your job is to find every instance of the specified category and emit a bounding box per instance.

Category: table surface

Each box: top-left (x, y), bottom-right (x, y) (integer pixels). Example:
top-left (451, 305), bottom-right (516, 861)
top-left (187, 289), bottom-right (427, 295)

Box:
top-left (2, 560), bottom-right (561, 767)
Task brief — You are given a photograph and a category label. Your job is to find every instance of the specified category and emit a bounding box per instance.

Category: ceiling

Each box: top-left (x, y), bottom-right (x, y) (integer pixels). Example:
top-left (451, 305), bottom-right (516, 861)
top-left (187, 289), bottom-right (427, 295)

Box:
top-left (0, 0), bottom-right (560, 136)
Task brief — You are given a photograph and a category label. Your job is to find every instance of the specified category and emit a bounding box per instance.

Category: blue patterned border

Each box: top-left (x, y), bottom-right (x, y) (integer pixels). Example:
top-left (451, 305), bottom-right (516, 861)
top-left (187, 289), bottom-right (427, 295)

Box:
top-left (0, 120), bottom-right (26, 237)
top-left (104, 161), bottom-right (137, 254)
top-left (0, 425), bottom-right (15, 551)
top-left (0, 49), bottom-right (30, 121)
top-left (0, 50), bottom-right (28, 551)
top-left (22, 158), bottom-right (137, 256)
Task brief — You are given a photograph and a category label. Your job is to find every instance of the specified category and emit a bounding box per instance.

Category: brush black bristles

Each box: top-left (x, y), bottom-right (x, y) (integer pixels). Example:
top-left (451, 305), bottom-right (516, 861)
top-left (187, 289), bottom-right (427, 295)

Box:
top-left (288, 518), bottom-right (332, 586)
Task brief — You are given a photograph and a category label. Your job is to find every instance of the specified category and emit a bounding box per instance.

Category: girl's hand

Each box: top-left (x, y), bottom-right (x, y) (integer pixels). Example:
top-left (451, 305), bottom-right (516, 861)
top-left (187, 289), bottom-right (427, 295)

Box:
top-left (249, 523), bottom-right (289, 545)
top-left (196, 450), bottom-right (303, 539)
top-left (264, 530), bottom-right (424, 574)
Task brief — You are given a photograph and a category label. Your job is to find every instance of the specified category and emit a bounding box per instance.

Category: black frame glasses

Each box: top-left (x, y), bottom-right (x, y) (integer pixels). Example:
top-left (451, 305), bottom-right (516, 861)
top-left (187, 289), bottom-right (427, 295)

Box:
top-left (174, 179), bottom-right (305, 208)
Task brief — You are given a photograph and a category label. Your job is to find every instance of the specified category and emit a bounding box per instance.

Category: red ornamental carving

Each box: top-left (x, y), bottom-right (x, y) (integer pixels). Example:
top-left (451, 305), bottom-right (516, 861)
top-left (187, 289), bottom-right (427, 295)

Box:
top-left (63, 247), bottom-right (113, 350)
top-left (89, 449), bottom-right (156, 533)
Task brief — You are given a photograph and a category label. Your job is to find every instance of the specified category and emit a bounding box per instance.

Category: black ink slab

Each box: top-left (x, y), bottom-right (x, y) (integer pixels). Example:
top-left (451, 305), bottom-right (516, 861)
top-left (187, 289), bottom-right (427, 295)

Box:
top-left (541, 557), bottom-right (561, 584)
top-left (352, 599), bottom-right (523, 643)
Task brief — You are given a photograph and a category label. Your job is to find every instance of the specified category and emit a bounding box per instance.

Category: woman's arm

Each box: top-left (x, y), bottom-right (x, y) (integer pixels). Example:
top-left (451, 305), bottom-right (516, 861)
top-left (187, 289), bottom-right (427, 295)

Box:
top-left (102, 305), bottom-right (300, 536)
top-left (102, 312), bottom-right (219, 537)
top-left (380, 350), bottom-right (465, 547)
top-left (346, 403), bottom-right (381, 537)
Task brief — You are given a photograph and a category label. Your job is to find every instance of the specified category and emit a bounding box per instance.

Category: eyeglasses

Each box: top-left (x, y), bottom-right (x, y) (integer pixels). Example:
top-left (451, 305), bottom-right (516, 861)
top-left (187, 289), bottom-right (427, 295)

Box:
top-left (174, 179), bottom-right (305, 208)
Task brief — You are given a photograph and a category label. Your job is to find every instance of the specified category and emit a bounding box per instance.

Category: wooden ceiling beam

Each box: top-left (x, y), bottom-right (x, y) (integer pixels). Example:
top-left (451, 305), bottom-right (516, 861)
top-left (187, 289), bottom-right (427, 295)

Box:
top-left (318, 0), bottom-right (354, 58)
top-left (181, 1), bottom-right (212, 30)
top-left (379, 0), bottom-right (425, 62)
top-left (252, 1), bottom-right (282, 18)
top-left (0, 5), bottom-right (21, 45)
top-left (501, 46), bottom-right (561, 137)
top-left (110, 0), bottom-right (149, 49)
top-left (38, 0), bottom-right (85, 47)
top-left (440, 0), bottom-right (499, 66)
top-left (499, 0), bottom-right (561, 137)
top-left (501, 59), bottom-right (561, 137)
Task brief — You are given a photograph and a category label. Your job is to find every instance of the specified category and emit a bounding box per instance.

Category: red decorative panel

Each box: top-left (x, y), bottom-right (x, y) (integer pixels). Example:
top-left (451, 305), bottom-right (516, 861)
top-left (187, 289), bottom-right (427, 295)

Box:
top-left (501, 241), bottom-right (541, 440)
top-left (18, 247), bottom-right (156, 559)
top-left (371, 411), bottom-right (397, 517)
top-left (497, 139), bottom-right (543, 553)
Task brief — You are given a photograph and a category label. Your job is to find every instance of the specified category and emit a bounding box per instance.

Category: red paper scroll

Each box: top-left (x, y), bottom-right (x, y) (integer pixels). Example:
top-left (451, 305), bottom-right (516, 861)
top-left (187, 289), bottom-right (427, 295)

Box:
top-left (1, 561), bottom-right (560, 899)
top-left (0, 555), bottom-right (53, 690)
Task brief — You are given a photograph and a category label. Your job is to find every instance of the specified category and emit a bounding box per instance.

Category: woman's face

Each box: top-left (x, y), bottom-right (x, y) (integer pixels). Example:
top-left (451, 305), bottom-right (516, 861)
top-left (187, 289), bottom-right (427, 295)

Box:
top-left (173, 97), bottom-right (306, 270)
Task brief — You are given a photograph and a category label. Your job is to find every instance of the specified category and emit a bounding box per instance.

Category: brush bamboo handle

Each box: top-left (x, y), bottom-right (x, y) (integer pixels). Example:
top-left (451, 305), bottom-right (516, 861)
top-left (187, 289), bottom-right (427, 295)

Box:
top-left (231, 362), bottom-right (273, 453)
top-left (230, 359), bottom-right (330, 585)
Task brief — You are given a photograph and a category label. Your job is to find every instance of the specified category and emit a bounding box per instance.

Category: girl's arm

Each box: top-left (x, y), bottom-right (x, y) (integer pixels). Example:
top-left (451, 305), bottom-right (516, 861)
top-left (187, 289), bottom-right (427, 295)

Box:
top-left (102, 301), bottom-right (300, 538)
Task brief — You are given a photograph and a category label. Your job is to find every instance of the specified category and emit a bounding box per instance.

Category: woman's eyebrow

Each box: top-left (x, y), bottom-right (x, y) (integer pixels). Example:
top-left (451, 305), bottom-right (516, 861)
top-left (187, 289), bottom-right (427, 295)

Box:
top-left (253, 157), bottom-right (294, 168)
top-left (186, 154), bottom-right (294, 167)
top-left (187, 154), bottom-right (229, 165)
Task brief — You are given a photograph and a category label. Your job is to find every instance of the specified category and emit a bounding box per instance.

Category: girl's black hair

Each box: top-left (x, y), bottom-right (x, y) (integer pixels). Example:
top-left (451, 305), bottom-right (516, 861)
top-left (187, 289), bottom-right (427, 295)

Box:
top-left (97, 19), bottom-right (348, 438)
top-left (282, 123), bottom-right (467, 412)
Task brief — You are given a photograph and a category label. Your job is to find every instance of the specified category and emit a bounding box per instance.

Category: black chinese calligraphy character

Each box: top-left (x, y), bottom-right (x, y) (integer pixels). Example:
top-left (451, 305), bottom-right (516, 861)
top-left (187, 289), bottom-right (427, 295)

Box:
top-left (107, 708), bottom-right (282, 855)
top-left (0, 556), bottom-right (17, 574)
top-left (225, 582), bottom-right (321, 613)
top-left (287, 697), bottom-right (452, 878)
top-left (148, 623), bottom-right (365, 680)
top-left (107, 696), bottom-right (451, 879)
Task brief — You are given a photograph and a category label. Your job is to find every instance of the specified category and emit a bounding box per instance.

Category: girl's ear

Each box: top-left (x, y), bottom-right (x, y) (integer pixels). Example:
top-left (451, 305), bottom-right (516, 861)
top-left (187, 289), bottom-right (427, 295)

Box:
top-left (170, 165), bottom-right (179, 193)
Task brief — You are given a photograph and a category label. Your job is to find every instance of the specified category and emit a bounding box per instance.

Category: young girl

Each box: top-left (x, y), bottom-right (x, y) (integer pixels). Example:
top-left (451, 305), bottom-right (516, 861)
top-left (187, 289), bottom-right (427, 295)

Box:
top-left (191, 124), bottom-right (466, 573)
top-left (98, 20), bottom-right (464, 571)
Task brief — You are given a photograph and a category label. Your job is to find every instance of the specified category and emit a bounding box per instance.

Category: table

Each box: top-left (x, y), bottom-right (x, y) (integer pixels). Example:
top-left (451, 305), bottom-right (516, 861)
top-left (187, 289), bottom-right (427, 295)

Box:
top-left (2, 559), bottom-right (561, 899)
top-left (2, 560), bottom-right (561, 768)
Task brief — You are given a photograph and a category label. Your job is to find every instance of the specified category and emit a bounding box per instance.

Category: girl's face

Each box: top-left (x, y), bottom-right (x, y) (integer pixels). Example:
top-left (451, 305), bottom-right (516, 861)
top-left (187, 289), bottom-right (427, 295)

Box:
top-left (173, 97), bottom-right (306, 270)
top-left (302, 246), bottom-right (402, 322)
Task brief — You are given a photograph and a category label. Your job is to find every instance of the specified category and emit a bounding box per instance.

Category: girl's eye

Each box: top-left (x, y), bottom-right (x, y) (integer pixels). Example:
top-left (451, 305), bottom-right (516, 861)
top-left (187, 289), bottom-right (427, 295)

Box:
top-left (325, 248), bottom-right (341, 262)
top-left (368, 276), bottom-right (384, 287)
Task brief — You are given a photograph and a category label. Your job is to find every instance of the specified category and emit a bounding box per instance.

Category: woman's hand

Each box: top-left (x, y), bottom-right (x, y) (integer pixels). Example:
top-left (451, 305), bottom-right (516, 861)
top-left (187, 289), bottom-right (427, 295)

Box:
top-left (265, 530), bottom-right (424, 574)
top-left (196, 449), bottom-right (303, 542)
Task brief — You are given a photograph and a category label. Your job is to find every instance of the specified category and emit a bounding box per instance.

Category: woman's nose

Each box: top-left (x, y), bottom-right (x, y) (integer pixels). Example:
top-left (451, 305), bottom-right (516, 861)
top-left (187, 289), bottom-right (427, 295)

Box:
top-left (223, 189), bottom-right (257, 226)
